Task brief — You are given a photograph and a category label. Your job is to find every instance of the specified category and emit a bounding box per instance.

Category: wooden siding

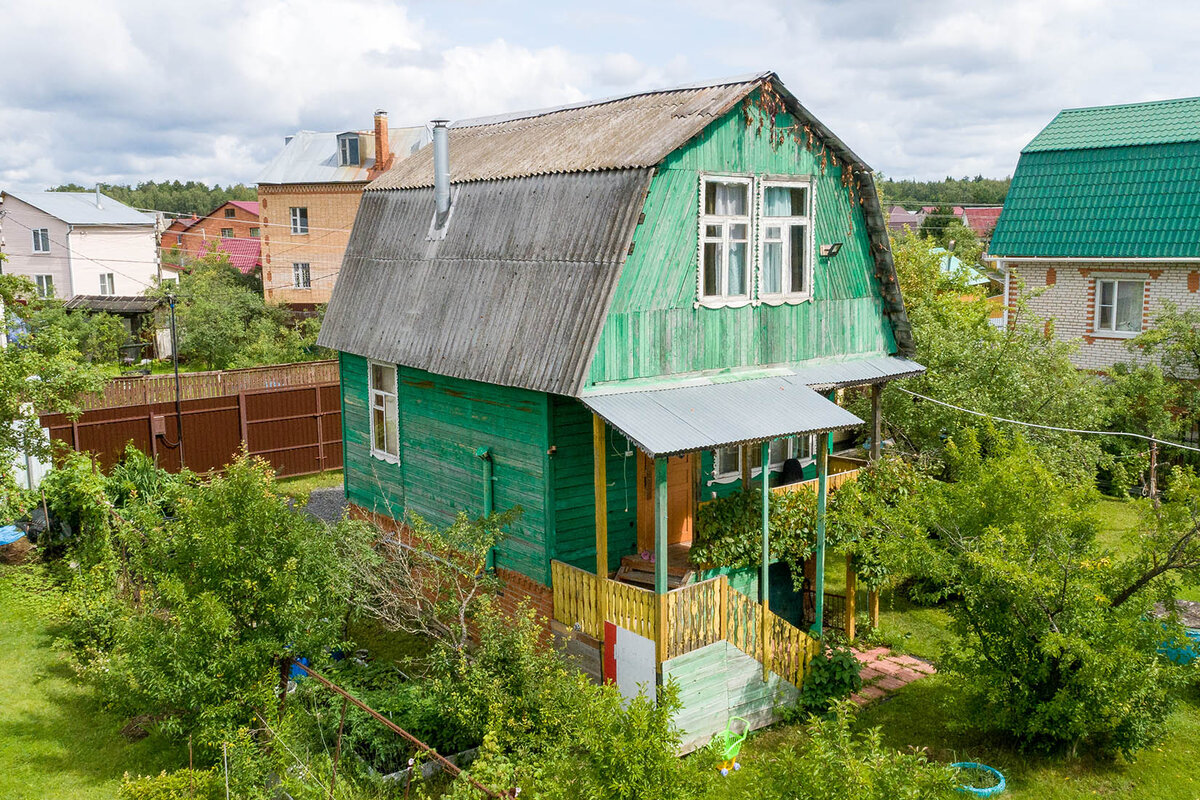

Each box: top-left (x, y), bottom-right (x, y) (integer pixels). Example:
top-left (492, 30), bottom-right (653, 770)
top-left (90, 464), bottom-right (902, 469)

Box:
top-left (663, 640), bottom-right (800, 754)
top-left (341, 353), bottom-right (552, 583)
top-left (588, 106), bottom-right (896, 385)
top-left (550, 396), bottom-right (639, 573)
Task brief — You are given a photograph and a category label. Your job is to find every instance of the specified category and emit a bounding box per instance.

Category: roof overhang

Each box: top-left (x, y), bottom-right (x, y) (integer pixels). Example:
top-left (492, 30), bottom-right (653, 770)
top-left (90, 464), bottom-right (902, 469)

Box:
top-left (63, 295), bottom-right (160, 314)
top-left (582, 375), bottom-right (865, 458)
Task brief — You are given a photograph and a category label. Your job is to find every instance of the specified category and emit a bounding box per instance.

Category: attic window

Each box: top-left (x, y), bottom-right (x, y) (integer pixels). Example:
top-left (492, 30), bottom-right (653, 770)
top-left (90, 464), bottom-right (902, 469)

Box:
top-left (758, 180), bottom-right (814, 304)
top-left (224, 207), bottom-right (236, 218)
top-left (698, 176), bottom-right (752, 307)
top-left (338, 134), bottom-right (360, 167)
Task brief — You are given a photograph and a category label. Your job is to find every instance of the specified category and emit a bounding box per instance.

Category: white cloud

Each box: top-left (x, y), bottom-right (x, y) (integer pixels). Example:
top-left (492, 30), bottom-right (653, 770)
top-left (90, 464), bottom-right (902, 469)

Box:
top-left (1, 0), bottom-right (1198, 192)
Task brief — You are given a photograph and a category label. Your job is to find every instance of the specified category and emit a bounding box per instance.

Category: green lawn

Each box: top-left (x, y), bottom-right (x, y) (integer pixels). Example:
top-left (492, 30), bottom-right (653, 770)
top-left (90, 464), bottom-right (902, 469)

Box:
top-left (0, 564), bottom-right (185, 799)
top-left (1093, 496), bottom-right (1200, 603)
top-left (274, 469), bottom-right (344, 504)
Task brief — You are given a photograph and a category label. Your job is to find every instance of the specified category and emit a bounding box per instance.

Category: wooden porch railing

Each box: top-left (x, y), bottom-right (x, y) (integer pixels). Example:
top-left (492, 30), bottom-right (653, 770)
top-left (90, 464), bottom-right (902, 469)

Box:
top-left (550, 560), bottom-right (820, 689)
top-left (773, 466), bottom-right (862, 495)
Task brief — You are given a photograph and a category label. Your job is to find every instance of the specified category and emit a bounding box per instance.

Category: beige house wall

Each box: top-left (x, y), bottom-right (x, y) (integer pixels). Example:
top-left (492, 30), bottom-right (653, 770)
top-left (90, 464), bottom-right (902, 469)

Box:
top-left (259, 183), bottom-right (364, 306)
top-left (1003, 259), bottom-right (1200, 371)
top-left (0, 196), bottom-right (73, 296)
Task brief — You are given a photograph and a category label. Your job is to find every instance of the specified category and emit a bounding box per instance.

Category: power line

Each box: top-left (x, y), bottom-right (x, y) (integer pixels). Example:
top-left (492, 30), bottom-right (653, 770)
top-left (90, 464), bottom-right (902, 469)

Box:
top-left (895, 386), bottom-right (1200, 455)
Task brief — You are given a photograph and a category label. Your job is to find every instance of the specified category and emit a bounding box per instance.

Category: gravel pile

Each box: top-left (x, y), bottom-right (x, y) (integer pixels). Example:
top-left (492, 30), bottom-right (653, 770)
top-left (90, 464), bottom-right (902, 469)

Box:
top-left (303, 487), bottom-right (348, 525)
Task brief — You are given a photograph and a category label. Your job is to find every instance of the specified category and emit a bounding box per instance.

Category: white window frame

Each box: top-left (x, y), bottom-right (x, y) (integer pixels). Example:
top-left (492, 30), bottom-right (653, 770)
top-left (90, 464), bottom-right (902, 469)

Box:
top-left (290, 206), bottom-right (308, 235)
top-left (757, 178), bottom-right (815, 304)
top-left (34, 274), bottom-right (54, 298)
top-left (292, 262), bottom-right (311, 289)
top-left (98, 273), bottom-right (115, 296)
top-left (249, 227), bottom-right (260, 238)
top-left (711, 435), bottom-right (817, 484)
top-left (220, 227), bottom-right (234, 238)
top-left (32, 228), bottom-right (50, 253)
top-left (1093, 277), bottom-right (1144, 338)
top-left (697, 174), bottom-right (754, 309)
top-left (369, 360), bottom-right (400, 463)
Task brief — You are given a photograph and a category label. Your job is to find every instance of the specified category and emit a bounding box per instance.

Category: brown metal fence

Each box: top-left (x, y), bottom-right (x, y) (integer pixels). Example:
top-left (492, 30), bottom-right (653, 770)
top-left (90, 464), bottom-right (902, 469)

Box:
top-left (39, 365), bottom-right (342, 478)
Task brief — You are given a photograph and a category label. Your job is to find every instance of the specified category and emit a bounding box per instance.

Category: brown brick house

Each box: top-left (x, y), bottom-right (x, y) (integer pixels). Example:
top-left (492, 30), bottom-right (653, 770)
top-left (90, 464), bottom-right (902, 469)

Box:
top-left (257, 111), bottom-right (428, 309)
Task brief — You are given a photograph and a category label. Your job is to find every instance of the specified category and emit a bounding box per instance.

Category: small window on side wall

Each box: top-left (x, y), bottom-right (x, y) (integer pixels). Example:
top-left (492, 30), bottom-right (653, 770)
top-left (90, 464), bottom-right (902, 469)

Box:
top-left (698, 176), bottom-right (752, 306)
top-left (290, 207), bottom-right (308, 235)
top-left (34, 274), bottom-right (54, 298)
top-left (1095, 279), bottom-right (1143, 335)
top-left (759, 181), bottom-right (813, 303)
top-left (32, 228), bottom-right (50, 253)
top-left (292, 262), bottom-right (311, 289)
top-left (98, 273), bottom-right (115, 295)
top-left (369, 362), bottom-right (399, 462)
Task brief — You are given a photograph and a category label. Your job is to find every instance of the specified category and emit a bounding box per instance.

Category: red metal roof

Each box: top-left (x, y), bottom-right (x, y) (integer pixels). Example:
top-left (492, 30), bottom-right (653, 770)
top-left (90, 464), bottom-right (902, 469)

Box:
top-left (227, 200), bottom-right (260, 216)
top-left (962, 207), bottom-right (1003, 237)
top-left (191, 236), bottom-right (261, 274)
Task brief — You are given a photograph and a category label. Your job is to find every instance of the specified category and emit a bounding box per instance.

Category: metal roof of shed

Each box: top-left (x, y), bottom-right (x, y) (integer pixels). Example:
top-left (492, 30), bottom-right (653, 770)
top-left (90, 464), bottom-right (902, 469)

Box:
top-left (583, 375), bottom-right (864, 457)
top-left (64, 295), bottom-right (160, 314)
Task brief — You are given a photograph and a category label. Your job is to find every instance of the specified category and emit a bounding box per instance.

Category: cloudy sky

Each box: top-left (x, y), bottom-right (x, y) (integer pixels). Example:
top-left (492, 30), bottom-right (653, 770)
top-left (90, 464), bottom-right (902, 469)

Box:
top-left (2, 0), bottom-right (1197, 193)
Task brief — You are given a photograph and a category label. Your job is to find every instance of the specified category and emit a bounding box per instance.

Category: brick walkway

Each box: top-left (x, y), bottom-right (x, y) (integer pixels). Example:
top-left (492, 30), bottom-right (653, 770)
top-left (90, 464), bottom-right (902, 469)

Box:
top-left (848, 646), bottom-right (936, 706)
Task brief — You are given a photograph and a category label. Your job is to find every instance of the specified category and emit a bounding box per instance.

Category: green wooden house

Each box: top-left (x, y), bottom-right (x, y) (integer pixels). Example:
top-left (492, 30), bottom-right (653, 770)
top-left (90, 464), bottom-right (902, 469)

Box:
top-left (318, 72), bottom-right (922, 748)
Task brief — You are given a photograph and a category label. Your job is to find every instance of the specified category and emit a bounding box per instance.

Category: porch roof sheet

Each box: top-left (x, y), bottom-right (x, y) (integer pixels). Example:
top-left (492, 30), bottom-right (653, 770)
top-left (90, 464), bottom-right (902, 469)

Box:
top-left (582, 376), bottom-right (864, 458)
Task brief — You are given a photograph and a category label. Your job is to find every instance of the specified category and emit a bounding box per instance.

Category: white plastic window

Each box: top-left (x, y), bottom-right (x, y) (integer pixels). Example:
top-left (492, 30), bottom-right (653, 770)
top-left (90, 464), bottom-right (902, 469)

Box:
top-left (34, 275), bottom-right (54, 298)
top-left (369, 362), bottom-right (399, 461)
top-left (292, 262), bottom-right (311, 289)
top-left (98, 273), bottom-right (115, 295)
top-left (290, 207), bottom-right (308, 235)
top-left (711, 436), bottom-right (816, 483)
top-left (1095, 279), bottom-right (1143, 334)
top-left (32, 228), bottom-right (50, 253)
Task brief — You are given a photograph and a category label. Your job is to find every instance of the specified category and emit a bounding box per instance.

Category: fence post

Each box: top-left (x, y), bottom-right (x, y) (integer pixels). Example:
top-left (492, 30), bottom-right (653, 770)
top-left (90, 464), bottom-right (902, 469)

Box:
top-left (845, 556), bottom-right (857, 642)
top-left (718, 575), bottom-right (728, 643)
top-left (315, 385), bottom-right (326, 472)
top-left (868, 590), bottom-right (880, 629)
top-left (330, 695), bottom-right (349, 794)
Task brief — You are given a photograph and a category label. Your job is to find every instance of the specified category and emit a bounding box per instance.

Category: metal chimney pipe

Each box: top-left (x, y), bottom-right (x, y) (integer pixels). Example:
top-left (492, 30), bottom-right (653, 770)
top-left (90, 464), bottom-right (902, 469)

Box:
top-left (432, 120), bottom-right (451, 217)
top-left (94, 184), bottom-right (102, 209)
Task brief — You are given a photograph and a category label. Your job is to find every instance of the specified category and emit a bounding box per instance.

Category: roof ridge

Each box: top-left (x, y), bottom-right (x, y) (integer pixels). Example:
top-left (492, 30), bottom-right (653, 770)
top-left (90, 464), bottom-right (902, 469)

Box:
top-left (1058, 95), bottom-right (1200, 114)
top-left (452, 71), bottom-right (774, 129)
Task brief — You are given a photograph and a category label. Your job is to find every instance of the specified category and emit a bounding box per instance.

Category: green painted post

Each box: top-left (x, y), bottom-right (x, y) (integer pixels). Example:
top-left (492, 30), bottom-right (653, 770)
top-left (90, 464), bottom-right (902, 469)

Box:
top-left (654, 457), bottom-right (668, 595)
top-left (811, 431), bottom-right (829, 637)
top-left (760, 441), bottom-right (770, 606)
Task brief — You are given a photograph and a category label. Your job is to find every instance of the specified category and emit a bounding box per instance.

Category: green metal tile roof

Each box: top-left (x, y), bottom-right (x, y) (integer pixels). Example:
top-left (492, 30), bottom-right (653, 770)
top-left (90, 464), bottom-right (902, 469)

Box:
top-left (1024, 97), bottom-right (1200, 152)
top-left (991, 97), bottom-right (1200, 259)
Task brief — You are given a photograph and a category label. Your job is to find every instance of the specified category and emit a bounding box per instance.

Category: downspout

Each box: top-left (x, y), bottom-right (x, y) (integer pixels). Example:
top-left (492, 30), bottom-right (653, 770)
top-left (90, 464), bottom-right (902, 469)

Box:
top-left (475, 447), bottom-right (494, 570)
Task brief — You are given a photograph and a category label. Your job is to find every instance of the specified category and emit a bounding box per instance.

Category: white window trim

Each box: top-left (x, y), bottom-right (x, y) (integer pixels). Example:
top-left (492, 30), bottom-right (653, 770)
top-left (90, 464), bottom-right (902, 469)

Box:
top-left (757, 178), bottom-right (815, 305)
top-left (1092, 277), bottom-right (1144, 339)
top-left (290, 207), bottom-right (308, 235)
top-left (32, 228), bottom-right (50, 253)
top-left (696, 173), bottom-right (754, 310)
top-left (98, 273), bottom-right (115, 296)
top-left (34, 274), bottom-right (54, 298)
top-left (709, 435), bottom-right (817, 485)
top-left (292, 262), bottom-right (311, 290)
top-left (368, 360), bottom-right (400, 464)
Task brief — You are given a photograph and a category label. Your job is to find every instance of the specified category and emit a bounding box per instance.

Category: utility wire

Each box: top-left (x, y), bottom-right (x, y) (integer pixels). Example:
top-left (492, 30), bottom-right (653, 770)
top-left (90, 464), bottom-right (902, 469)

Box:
top-left (895, 386), bottom-right (1200, 455)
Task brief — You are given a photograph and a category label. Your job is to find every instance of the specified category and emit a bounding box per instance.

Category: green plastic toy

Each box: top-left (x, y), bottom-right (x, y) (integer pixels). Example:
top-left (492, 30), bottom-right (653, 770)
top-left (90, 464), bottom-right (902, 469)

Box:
top-left (716, 716), bottom-right (749, 776)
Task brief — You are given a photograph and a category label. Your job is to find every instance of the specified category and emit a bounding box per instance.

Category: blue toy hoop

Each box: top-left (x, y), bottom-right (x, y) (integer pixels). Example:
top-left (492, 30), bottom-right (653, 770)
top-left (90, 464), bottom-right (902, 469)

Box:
top-left (951, 762), bottom-right (1005, 797)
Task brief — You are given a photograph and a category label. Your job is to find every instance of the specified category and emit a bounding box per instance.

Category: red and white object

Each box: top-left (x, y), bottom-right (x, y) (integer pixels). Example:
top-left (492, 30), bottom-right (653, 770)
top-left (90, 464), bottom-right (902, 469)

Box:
top-left (603, 621), bottom-right (657, 704)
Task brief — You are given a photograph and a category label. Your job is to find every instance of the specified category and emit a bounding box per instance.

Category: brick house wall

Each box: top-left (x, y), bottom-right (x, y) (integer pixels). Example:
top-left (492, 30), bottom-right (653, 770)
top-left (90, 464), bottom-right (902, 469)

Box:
top-left (259, 183), bottom-right (364, 308)
top-left (173, 202), bottom-right (261, 259)
top-left (1004, 260), bottom-right (1200, 371)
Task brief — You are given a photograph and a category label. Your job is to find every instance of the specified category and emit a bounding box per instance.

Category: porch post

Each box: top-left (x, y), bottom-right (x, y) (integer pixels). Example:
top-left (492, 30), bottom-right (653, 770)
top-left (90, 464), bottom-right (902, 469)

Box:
top-left (870, 384), bottom-right (882, 461)
top-left (845, 555), bottom-right (857, 642)
top-left (760, 440), bottom-right (771, 680)
top-left (592, 415), bottom-right (608, 646)
top-left (654, 456), bottom-right (669, 671)
top-left (812, 431), bottom-right (829, 637)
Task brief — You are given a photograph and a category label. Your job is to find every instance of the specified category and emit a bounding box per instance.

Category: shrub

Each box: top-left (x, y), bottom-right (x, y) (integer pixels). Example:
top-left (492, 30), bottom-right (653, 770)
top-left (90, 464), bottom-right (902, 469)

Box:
top-left (118, 769), bottom-right (223, 800)
top-left (759, 701), bottom-right (956, 800)
top-left (793, 641), bottom-right (863, 718)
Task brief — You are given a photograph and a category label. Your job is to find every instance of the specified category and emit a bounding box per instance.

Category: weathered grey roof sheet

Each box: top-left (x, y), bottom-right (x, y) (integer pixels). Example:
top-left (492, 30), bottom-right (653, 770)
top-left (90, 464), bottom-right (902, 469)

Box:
top-left (257, 126), bottom-right (429, 185)
top-left (64, 295), bottom-right (160, 313)
top-left (583, 375), bottom-right (865, 457)
top-left (317, 169), bottom-right (652, 395)
top-left (370, 74), bottom-right (771, 189)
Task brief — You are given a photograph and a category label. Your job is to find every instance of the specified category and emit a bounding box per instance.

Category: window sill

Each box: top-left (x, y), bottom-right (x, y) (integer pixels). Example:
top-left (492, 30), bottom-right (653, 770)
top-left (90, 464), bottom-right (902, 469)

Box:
top-left (759, 294), bottom-right (814, 307)
top-left (1090, 330), bottom-right (1141, 340)
top-left (370, 450), bottom-right (400, 465)
top-left (695, 297), bottom-right (753, 310)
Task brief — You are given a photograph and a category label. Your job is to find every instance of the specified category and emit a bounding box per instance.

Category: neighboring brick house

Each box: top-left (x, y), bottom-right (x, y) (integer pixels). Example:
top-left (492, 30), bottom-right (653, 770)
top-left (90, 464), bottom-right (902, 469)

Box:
top-left (164, 200), bottom-right (262, 277)
top-left (257, 111), bottom-right (428, 309)
top-left (990, 97), bottom-right (1200, 371)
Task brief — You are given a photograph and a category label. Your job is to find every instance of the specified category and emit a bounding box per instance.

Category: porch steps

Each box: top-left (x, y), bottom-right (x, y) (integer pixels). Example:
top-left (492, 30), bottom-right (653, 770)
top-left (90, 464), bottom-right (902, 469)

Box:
top-left (615, 553), bottom-right (694, 590)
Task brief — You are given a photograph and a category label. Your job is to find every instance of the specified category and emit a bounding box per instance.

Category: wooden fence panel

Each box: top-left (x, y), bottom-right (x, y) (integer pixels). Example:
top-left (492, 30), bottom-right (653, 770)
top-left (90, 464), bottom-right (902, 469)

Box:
top-left (550, 561), bottom-right (601, 637)
top-left (664, 577), bottom-right (723, 660)
top-left (602, 579), bottom-right (657, 642)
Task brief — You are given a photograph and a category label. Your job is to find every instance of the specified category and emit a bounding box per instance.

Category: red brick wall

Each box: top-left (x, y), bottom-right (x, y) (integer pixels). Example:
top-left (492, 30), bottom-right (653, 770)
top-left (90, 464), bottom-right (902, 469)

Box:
top-left (171, 202), bottom-right (260, 259)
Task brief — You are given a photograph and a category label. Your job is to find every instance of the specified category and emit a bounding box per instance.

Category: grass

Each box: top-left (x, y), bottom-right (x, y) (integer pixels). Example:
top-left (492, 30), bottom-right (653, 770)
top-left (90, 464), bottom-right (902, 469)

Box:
top-left (274, 469), bottom-right (343, 504)
top-left (1093, 495), bottom-right (1200, 603)
top-left (0, 564), bottom-right (185, 799)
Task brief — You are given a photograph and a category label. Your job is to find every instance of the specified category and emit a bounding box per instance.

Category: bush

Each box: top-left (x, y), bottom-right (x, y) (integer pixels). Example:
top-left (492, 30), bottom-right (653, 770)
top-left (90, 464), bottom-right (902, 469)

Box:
top-left (793, 641), bottom-right (863, 718)
top-left (759, 701), bottom-right (956, 800)
top-left (118, 769), bottom-right (223, 800)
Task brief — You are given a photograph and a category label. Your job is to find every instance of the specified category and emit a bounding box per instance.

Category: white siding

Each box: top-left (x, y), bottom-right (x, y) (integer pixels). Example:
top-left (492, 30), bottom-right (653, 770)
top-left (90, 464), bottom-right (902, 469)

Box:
top-left (68, 226), bottom-right (159, 296)
top-left (0, 196), bottom-right (73, 295)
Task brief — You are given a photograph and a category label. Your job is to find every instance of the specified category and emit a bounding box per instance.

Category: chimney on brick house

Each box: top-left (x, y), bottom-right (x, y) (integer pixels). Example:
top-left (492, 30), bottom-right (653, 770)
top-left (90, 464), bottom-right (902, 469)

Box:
top-left (373, 110), bottom-right (391, 174)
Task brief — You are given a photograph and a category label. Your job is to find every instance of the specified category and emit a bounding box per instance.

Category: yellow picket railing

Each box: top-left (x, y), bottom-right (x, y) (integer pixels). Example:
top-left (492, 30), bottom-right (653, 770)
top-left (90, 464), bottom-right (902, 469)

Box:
top-left (550, 561), bottom-right (819, 688)
top-left (773, 467), bottom-right (862, 496)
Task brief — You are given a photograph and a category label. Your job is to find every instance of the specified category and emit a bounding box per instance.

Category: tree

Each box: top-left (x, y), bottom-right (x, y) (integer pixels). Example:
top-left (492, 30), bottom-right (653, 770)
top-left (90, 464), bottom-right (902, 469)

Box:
top-left (917, 204), bottom-right (959, 241)
top-left (1102, 363), bottom-right (1184, 497)
top-left (28, 298), bottom-right (127, 364)
top-left (878, 175), bottom-right (1010, 207)
top-left (0, 270), bottom-right (112, 470)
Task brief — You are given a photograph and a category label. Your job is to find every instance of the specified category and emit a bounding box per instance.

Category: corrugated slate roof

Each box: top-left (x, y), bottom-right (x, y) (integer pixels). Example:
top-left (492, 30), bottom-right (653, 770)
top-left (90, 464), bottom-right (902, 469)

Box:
top-left (3, 191), bottom-right (155, 225)
top-left (317, 169), bottom-right (652, 395)
top-left (64, 295), bottom-right (160, 314)
top-left (257, 126), bottom-right (429, 185)
top-left (583, 375), bottom-right (864, 457)
top-left (991, 140), bottom-right (1200, 258)
top-left (371, 74), bottom-right (771, 189)
top-left (1024, 96), bottom-right (1200, 152)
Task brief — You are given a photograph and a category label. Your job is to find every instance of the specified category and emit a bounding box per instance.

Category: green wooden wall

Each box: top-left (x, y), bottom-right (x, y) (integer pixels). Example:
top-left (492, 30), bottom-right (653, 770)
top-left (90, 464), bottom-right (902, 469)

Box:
top-left (340, 353), bottom-right (553, 583)
top-left (587, 103), bottom-right (896, 386)
top-left (549, 395), bottom-right (639, 574)
top-left (664, 640), bottom-right (800, 754)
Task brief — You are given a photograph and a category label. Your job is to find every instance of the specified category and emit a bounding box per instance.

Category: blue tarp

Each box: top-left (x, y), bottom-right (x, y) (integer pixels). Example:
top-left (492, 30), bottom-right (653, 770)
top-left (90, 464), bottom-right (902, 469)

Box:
top-left (0, 525), bottom-right (26, 546)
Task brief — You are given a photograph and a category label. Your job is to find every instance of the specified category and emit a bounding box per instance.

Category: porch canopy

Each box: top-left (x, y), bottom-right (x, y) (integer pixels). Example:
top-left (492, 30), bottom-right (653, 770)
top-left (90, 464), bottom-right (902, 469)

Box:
top-left (581, 374), bottom-right (865, 458)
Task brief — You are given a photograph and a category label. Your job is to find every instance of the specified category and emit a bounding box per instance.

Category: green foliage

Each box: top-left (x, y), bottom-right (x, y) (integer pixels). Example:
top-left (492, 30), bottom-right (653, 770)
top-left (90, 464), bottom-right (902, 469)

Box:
top-left (879, 174), bottom-right (1010, 208)
top-left (793, 642), bottom-right (864, 718)
top-left (150, 255), bottom-right (329, 370)
top-left (758, 701), bottom-right (956, 800)
top-left (0, 271), bottom-right (112, 467)
top-left (907, 431), bottom-right (1181, 758)
top-left (52, 181), bottom-right (256, 217)
top-left (28, 299), bottom-right (127, 363)
top-left (1100, 362), bottom-right (1185, 495)
top-left (918, 204), bottom-right (960, 243)
top-left (117, 769), bottom-right (223, 800)
top-left (875, 229), bottom-right (1105, 483)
